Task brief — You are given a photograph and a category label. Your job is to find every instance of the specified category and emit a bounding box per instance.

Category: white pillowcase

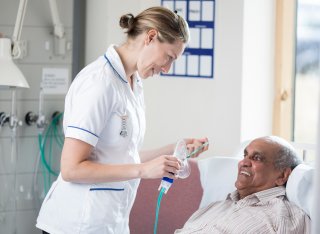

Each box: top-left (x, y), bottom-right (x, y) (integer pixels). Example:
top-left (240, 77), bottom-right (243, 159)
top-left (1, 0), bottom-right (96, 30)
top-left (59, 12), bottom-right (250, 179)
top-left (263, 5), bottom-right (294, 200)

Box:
top-left (286, 163), bottom-right (314, 218)
top-left (198, 156), bottom-right (239, 208)
top-left (198, 156), bottom-right (314, 218)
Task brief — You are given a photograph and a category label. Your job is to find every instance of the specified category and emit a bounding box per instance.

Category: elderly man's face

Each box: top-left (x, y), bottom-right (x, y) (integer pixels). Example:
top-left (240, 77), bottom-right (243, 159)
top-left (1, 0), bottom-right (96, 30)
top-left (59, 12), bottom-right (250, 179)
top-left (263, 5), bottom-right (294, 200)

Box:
top-left (235, 138), bottom-right (289, 199)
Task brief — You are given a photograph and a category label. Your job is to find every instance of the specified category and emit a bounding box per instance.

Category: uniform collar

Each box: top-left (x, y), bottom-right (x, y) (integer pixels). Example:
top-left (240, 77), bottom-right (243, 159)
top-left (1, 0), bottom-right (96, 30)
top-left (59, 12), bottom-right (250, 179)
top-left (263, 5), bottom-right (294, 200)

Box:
top-left (228, 186), bottom-right (286, 203)
top-left (104, 45), bottom-right (141, 84)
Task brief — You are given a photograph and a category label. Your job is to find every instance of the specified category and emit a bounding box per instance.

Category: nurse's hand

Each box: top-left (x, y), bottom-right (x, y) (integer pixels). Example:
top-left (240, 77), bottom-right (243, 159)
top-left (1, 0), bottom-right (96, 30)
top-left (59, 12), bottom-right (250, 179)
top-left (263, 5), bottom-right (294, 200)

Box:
top-left (140, 155), bottom-right (181, 179)
top-left (184, 137), bottom-right (209, 158)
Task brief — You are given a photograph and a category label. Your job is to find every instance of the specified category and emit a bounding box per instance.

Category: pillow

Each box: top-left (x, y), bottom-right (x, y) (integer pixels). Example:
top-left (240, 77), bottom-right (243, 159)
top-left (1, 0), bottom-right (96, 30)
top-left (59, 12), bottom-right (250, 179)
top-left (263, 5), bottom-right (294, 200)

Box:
top-left (198, 157), bottom-right (314, 219)
top-left (198, 156), bottom-right (240, 208)
top-left (286, 163), bottom-right (314, 218)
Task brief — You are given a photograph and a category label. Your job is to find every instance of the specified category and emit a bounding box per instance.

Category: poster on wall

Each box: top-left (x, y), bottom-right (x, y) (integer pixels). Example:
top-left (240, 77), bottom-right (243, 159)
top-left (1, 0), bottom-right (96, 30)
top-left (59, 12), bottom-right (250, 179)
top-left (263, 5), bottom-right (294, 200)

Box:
top-left (161, 0), bottom-right (215, 79)
top-left (42, 68), bottom-right (70, 94)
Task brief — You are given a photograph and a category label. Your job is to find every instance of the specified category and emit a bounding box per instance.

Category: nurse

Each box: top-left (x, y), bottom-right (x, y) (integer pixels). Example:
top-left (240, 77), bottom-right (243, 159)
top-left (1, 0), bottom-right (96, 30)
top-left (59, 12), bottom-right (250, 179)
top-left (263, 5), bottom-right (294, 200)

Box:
top-left (36, 6), bottom-right (208, 234)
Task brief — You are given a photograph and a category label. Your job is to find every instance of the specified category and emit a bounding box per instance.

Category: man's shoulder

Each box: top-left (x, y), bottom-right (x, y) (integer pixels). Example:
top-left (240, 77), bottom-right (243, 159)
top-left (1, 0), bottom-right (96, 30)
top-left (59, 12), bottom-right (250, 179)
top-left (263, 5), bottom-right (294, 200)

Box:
top-left (276, 195), bottom-right (310, 219)
top-left (254, 187), bottom-right (309, 219)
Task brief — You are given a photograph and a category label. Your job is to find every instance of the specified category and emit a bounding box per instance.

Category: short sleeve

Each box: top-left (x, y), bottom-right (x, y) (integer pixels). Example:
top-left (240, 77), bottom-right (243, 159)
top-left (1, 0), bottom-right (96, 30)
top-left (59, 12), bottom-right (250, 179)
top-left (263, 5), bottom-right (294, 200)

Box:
top-left (64, 71), bottom-right (115, 146)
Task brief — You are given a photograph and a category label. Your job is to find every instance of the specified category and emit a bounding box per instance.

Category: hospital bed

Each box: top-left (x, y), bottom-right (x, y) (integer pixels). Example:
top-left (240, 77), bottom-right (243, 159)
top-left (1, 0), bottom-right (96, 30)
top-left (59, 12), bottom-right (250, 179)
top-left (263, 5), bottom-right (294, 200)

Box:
top-left (129, 154), bottom-right (314, 234)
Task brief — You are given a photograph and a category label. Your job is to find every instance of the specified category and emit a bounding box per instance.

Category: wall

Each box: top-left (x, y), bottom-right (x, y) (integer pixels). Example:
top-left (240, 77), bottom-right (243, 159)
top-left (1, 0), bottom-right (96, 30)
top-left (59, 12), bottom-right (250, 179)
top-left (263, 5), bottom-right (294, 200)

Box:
top-left (85, 0), bottom-right (275, 157)
top-left (241, 0), bottom-right (275, 143)
top-left (85, 0), bottom-right (142, 64)
top-left (0, 0), bottom-right (73, 233)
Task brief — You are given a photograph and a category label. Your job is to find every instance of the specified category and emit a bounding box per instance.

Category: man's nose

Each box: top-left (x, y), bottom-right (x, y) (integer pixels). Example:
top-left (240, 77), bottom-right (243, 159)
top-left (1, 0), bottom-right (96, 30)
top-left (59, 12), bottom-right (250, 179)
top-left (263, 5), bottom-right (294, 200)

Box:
top-left (240, 157), bottom-right (251, 167)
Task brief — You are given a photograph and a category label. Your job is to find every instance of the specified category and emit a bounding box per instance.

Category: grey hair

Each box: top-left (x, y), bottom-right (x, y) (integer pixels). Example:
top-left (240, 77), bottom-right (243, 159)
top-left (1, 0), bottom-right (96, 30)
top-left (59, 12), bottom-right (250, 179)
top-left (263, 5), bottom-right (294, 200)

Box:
top-left (262, 136), bottom-right (302, 170)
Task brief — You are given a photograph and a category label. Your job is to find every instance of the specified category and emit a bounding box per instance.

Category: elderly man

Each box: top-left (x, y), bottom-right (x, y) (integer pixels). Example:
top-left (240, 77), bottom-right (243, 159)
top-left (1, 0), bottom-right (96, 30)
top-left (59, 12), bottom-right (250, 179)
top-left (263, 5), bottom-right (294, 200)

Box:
top-left (175, 136), bottom-right (311, 234)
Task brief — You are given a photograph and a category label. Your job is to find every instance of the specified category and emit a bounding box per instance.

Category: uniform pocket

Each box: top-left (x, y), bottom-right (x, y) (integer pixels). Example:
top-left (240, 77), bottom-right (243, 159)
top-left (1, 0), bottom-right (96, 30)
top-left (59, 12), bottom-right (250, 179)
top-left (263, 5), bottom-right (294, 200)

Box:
top-left (89, 187), bottom-right (124, 191)
top-left (80, 182), bottom-right (129, 229)
top-left (42, 180), bottom-right (59, 203)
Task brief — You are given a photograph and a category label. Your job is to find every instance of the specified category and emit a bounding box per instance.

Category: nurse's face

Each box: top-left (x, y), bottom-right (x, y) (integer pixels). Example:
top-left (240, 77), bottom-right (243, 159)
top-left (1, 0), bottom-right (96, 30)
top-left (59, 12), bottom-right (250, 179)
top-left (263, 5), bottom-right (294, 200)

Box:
top-left (137, 29), bottom-right (185, 78)
top-left (235, 138), bottom-right (289, 199)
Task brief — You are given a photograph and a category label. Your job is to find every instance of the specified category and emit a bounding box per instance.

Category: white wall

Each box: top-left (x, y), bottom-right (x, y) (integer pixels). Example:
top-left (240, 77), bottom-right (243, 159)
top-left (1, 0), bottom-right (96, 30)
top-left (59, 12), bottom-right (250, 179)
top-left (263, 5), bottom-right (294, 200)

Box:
top-left (241, 0), bottom-right (275, 143)
top-left (85, 0), bottom-right (144, 64)
top-left (85, 0), bottom-right (275, 156)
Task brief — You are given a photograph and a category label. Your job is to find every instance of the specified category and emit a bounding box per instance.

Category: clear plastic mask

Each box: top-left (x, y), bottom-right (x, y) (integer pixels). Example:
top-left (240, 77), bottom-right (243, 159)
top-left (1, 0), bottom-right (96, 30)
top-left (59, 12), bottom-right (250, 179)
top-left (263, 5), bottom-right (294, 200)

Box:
top-left (173, 139), bottom-right (191, 179)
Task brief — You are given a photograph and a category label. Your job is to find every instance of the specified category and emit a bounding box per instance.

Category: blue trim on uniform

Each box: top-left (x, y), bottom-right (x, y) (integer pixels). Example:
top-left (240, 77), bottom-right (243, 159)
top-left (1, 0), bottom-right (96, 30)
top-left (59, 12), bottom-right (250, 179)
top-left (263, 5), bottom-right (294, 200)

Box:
top-left (90, 188), bottom-right (125, 191)
top-left (67, 126), bottom-right (99, 138)
top-left (104, 54), bottom-right (128, 83)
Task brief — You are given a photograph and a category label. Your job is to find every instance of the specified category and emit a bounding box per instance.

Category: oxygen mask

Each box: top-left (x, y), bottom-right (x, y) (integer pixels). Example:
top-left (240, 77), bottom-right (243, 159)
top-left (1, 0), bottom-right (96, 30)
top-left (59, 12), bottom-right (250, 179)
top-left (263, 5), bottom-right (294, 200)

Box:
top-left (173, 139), bottom-right (191, 179)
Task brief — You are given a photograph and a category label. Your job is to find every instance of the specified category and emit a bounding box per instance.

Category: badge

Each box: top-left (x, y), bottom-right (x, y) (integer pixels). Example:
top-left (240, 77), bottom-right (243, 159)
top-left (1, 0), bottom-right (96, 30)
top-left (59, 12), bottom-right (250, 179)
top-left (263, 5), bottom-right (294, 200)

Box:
top-left (120, 115), bottom-right (128, 137)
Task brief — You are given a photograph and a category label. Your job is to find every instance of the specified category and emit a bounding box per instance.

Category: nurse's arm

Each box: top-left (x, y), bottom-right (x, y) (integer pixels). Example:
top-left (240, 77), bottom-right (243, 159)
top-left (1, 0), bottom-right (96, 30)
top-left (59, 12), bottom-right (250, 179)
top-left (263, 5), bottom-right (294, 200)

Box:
top-left (60, 138), bottom-right (180, 183)
top-left (139, 143), bottom-right (175, 163)
top-left (139, 138), bottom-right (209, 162)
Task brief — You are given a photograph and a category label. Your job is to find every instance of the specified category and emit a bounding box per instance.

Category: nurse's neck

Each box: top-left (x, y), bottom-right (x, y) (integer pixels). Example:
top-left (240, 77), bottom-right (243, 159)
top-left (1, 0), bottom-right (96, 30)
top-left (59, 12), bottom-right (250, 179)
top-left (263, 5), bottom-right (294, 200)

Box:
top-left (116, 40), bottom-right (142, 90)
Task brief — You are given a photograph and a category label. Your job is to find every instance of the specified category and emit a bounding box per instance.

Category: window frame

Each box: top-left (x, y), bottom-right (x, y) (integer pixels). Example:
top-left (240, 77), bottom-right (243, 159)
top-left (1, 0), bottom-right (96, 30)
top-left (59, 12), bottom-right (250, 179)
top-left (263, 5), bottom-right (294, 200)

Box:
top-left (273, 0), bottom-right (297, 140)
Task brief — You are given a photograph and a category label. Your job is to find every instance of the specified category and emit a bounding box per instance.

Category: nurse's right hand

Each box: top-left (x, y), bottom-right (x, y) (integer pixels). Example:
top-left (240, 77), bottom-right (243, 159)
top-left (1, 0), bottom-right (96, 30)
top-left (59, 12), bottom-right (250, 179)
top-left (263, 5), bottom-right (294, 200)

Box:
top-left (140, 155), bottom-right (181, 179)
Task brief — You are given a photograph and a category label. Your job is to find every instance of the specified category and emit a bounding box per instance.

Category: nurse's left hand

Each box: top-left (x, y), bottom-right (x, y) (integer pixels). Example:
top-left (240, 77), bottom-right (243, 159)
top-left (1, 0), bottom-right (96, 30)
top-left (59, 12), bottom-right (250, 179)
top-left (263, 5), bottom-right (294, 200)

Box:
top-left (184, 137), bottom-right (209, 158)
top-left (140, 155), bottom-right (181, 179)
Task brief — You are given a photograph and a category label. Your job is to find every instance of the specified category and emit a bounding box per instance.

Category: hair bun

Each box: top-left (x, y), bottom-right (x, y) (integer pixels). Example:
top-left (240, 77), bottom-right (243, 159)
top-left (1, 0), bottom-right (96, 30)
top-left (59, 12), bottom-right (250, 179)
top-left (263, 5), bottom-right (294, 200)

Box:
top-left (119, 13), bottom-right (135, 29)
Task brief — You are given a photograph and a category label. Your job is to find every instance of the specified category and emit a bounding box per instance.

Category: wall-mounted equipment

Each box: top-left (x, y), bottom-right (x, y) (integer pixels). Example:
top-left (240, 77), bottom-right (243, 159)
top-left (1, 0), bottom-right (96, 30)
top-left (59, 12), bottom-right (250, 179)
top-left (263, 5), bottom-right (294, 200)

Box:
top-left (0, 0), bottom-right (66, 89)
top-left (0, 38), bottom-right (29, 88)
top-left (25, 88), bottom-right (46, 129)
top-left (0, 0), bottom-right (29, 88)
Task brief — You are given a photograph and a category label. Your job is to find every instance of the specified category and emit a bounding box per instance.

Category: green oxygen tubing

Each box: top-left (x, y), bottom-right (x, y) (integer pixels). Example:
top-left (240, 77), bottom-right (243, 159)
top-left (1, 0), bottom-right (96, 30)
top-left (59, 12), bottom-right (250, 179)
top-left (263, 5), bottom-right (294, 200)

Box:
top-left (37, 112), bottom-right (64, 193)
top-left (153, 140), bottom-right (209, 234)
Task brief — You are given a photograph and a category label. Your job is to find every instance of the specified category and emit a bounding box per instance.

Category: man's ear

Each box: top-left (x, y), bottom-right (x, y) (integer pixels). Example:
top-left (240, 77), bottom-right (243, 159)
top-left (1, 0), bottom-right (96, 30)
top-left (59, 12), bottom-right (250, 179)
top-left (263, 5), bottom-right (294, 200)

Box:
top-left (275, 168), bottom-right (292, 186)
top-left (145, 29), bottom-right (158, 45)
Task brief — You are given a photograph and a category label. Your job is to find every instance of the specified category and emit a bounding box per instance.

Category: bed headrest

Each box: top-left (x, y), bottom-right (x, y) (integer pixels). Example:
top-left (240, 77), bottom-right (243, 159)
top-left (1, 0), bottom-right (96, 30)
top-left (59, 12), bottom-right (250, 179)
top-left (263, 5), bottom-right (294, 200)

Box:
top-left (198, 156), bottom-right (314, 218)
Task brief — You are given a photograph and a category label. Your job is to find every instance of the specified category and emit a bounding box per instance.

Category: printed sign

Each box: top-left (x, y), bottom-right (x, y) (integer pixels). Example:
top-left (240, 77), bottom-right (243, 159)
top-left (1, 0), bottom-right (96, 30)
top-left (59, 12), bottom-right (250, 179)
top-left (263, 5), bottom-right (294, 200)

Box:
top-left (42, 68), bottom-right (69, 94)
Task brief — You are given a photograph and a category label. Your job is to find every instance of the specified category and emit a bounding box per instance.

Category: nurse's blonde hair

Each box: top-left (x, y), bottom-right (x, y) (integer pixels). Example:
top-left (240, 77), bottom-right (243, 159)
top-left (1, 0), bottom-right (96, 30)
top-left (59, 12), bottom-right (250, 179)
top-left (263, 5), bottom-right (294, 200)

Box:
top-left (119, 6), bottom-right (190, 44)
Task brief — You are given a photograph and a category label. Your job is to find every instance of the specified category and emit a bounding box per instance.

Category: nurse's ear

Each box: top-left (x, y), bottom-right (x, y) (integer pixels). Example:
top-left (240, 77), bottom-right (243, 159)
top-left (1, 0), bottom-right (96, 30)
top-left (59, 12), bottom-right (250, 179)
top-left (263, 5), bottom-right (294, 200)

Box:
top-left (145, 29), bottom-right (158, 45)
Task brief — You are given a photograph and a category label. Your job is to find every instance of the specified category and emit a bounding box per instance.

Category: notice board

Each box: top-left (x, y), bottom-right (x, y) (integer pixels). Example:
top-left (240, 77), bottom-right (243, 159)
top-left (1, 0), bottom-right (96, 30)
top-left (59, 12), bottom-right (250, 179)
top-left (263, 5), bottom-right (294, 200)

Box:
top-left (161, 0), bottom-right (215, 79)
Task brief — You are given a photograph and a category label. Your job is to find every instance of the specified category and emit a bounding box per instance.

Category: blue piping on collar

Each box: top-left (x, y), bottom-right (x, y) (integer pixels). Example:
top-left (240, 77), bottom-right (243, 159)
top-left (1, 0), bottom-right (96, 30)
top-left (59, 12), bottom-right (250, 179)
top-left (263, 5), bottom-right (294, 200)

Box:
top-left (104, 54), bottom-right (128, 83)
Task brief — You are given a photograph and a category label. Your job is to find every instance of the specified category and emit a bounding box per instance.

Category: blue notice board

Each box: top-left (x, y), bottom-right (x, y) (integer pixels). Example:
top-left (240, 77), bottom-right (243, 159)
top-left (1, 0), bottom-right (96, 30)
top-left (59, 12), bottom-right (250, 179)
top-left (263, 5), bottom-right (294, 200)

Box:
top-left (161, 0), bottom-right (215, 79)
